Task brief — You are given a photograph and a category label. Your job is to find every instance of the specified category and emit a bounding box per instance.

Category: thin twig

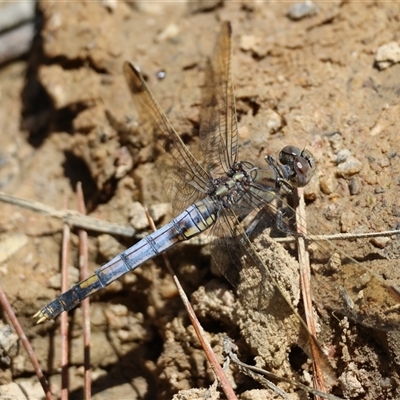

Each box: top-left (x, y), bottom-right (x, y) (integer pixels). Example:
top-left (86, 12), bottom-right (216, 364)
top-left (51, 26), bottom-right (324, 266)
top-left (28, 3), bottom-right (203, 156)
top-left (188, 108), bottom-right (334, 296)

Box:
top-left (295, 188), bottom-right (326, 398)
top-left (144, 209), bottom-right (238, 400)
top-left (0, 191), bottom-right (135, 237)
top-left (0, 286), bottom-right (54, 400)
top-left (275, 229), bottom-right (400, 243)
top-left (77, 182), bottom-right (91, 400)
top-left (61, 199), bottom-right (70, 400)
top-left (223, 337), bottom-right (343, 400)
top-left (388, 286), bottom-right (400, 303)
top-left (222, 339), bottom-right (288, 399)
top-left (189, 229), bottom-right (400, 247)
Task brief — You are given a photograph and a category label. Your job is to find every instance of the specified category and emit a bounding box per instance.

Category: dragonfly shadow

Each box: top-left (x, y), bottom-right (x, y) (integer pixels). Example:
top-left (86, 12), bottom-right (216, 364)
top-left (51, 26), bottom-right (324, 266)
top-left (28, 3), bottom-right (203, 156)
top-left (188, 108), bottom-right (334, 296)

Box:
top-left (68, 344), bottom-right (160, 400)
top-left (62, 150), bottom-right (118, 211)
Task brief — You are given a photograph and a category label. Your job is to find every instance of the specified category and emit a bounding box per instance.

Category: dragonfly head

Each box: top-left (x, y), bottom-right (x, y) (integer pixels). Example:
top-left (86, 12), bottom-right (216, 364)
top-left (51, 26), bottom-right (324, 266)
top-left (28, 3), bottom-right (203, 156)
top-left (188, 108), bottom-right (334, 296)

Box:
top-left (278, 146), bottom-right (316, 188)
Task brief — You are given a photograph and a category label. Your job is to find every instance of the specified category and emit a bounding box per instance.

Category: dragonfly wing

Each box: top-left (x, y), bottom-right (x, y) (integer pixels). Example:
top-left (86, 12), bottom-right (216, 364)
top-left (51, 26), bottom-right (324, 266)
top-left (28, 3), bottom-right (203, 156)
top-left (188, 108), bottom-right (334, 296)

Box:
top-left (158, 156), bottom-right (209, 212)
top-left (207, 206), bottom-right (337, 386)
top-left (199, 21), bottom-right (239, 177)
top-left (210, 207), bottom-right (298, 307)
top-left (123, 62), bottom-right (211, 211)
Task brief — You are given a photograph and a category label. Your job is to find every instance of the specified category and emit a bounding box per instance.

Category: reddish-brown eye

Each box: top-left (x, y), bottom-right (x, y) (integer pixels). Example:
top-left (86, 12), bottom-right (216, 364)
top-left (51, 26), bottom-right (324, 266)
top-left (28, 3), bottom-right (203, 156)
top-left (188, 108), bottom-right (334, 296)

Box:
top-left (279, 146), bottom-right (316, 187)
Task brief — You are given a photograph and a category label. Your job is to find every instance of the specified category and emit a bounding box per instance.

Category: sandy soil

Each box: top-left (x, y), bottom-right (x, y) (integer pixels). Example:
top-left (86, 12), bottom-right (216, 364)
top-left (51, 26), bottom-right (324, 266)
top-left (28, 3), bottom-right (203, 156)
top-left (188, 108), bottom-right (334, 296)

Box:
top-left (1, 1), bottom-right (400, 399)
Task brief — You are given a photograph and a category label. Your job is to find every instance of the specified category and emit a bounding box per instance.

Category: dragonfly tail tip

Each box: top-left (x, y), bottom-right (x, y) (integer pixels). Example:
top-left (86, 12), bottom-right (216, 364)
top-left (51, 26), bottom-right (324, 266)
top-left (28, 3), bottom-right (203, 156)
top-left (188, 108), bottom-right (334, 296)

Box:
top-left (33, 310), bottom-right (48, 324)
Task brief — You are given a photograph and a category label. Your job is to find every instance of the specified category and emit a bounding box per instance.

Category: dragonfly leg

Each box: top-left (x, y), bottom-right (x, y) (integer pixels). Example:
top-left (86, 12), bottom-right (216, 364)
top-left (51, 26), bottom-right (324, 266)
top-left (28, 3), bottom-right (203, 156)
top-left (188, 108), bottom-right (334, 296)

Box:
top-left (276, 209), bottom-right (303, 237)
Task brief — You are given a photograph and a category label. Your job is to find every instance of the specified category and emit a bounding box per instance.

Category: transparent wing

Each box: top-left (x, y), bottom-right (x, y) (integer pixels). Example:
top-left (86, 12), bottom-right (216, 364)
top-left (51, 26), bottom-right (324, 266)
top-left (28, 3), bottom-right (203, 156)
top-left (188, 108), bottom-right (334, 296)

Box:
top-left (199, 21), bottom-right (239, 177)
top-left (207, 200), bottom-right (342, 389)
top-left (123, 62), bottom-right (211, 211)
top-left (159, 155), bottom-right (209, 212)
top-left (209, 190), bottom-right (296, 295)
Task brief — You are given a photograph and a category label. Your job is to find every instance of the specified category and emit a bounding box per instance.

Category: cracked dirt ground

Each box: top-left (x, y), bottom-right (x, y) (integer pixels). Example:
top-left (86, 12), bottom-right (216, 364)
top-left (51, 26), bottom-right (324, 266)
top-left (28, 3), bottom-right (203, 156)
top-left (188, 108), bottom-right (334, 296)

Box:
top-left (0, 1), bottom-right (400, 399)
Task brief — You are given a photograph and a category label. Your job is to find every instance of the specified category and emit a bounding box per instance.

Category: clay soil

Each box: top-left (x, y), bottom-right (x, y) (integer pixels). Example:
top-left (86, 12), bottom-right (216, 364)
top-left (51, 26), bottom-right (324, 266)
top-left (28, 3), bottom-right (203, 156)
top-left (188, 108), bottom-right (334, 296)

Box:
top-left (1, 1), bottom-right (400, 399)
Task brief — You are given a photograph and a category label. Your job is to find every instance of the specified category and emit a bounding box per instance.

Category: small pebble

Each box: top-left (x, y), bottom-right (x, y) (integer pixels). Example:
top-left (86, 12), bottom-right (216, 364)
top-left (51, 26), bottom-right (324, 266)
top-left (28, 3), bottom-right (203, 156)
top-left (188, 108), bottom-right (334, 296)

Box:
top-left (323, 203), bottom-right (340, 221)
top-left (157, 70), bottom-right (166, 80)
top-left (156, 23), bottom-right (180, 42)
top-left (378, 156), bottom-right (390, 168)
top-left (48, 267), bottom-right (80, 289)
top-left (148, 203), bottom-right (170, 223)
top-left (374, 186), bottom-right (385, 194)
top-left (337, 155), bottom-right (362, 177)
top-left (320, 175), bottom-right (335, 195)
top-left (264, 109), bottom-right (282, 134)
top-left (0, 233), bottom-right (28, 264)
top-left (340, 210), bottom-right (357, 233)
top-left (339, 366), bottom-right (365, 397)
top-left (108, 303), bottom-right (128, 317)
top-left (336, 149), bottom-right (351, 164)
top-left (375, 41), bottom-right (400, 70)
top-left (98, 234), bottom-right (124, 260)
top-left (348, 177), bottom-right (361, 195)
top-left (129, 202), bottom-right (149, 230)
top-left (287, 1), bottom-right (318, 20)
top-left (328, 132), bottom-right (343, 153)
top-left (371, 236), bottom-right (390, 249)
top-left (102, 0), bottom-right (118, 11)
top-left (0, 322), bottom-right (18, 358)
top-left (240, 34), bottom-right (260, 52)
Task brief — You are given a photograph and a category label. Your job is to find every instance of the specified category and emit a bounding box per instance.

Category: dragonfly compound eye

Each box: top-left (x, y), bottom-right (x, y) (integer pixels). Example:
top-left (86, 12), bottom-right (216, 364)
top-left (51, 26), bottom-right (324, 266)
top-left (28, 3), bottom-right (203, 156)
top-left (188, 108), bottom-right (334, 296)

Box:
top-left (279, 145), bottom-right (302, 166)
top-left (293, 155), bottom-right (314, 186)
top-left (279, 146), bottom-right (316, 187)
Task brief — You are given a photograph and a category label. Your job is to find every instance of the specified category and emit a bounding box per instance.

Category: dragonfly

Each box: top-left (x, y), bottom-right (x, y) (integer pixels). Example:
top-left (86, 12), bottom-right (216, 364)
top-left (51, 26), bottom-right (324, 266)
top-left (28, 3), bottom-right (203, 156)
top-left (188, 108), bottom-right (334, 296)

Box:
top-left (34, 21), bottom-right (316, 323)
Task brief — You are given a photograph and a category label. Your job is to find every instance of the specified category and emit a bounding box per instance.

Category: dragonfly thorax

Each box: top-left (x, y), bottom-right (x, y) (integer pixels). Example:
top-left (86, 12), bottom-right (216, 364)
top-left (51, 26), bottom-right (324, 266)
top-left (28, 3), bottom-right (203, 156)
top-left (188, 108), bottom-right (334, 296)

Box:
top-left (207, 146), bottom-right (316, 210)
top-left (210, 161), bottom-right (256, 208)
